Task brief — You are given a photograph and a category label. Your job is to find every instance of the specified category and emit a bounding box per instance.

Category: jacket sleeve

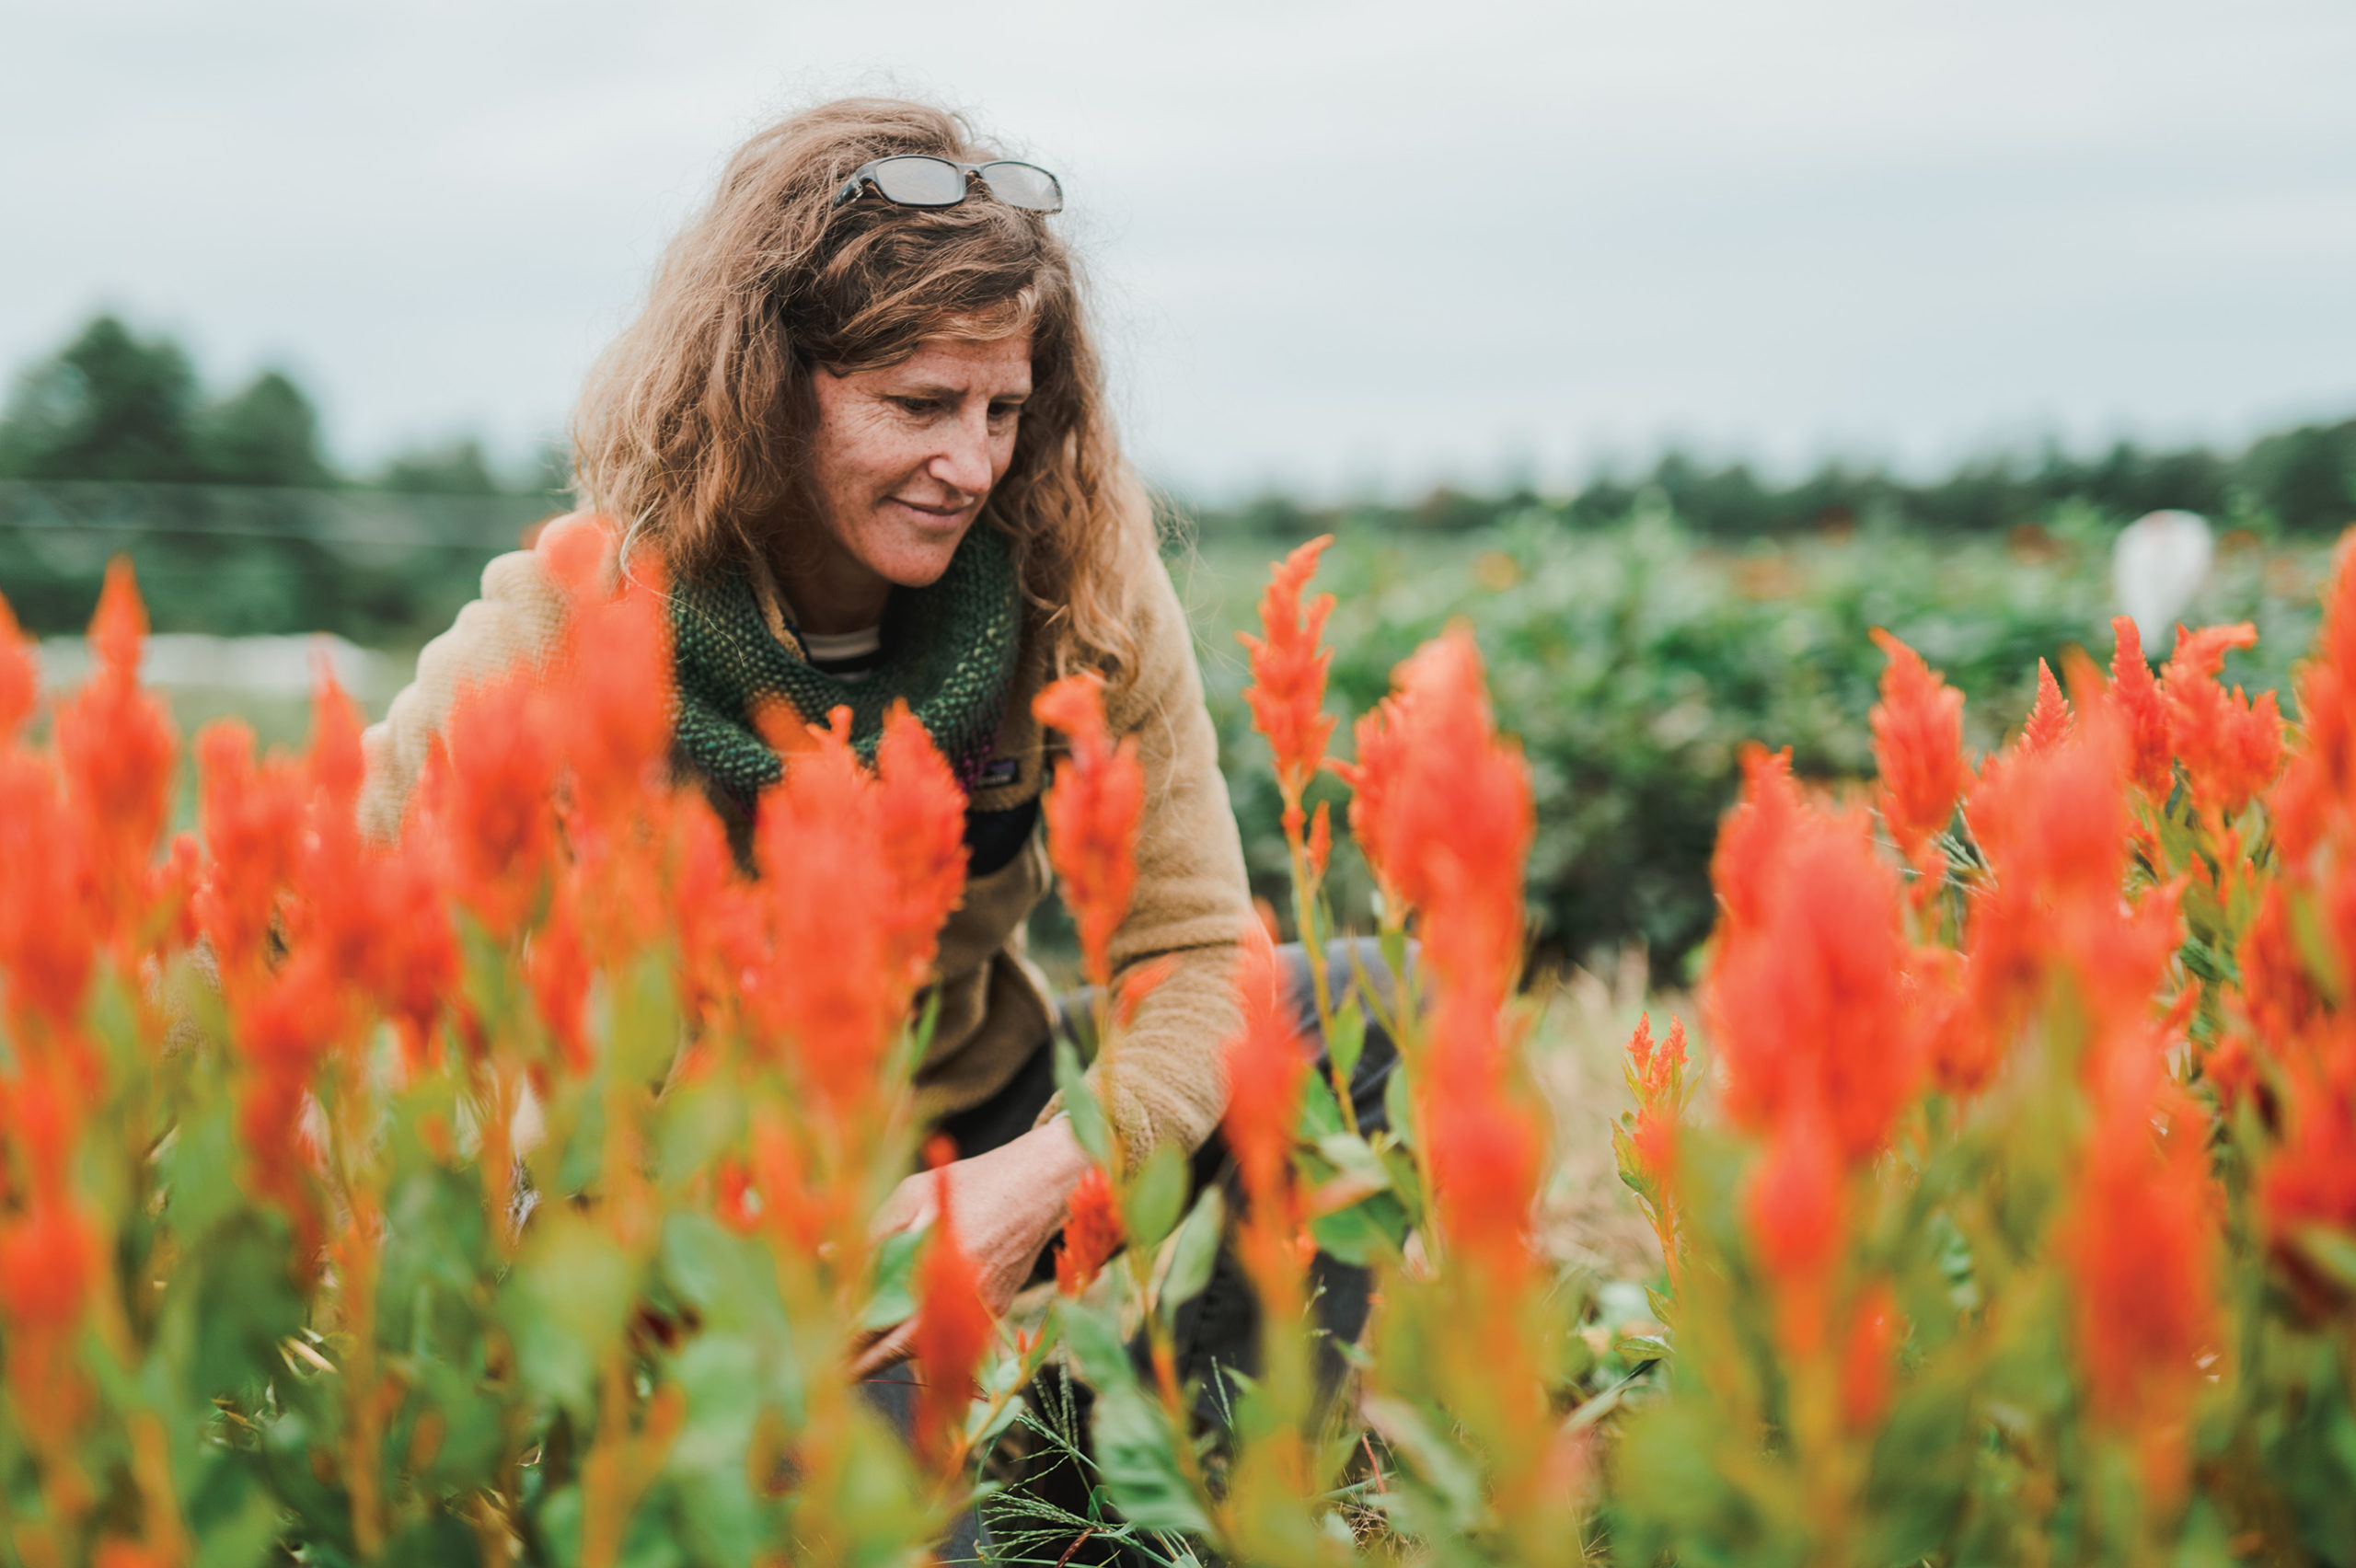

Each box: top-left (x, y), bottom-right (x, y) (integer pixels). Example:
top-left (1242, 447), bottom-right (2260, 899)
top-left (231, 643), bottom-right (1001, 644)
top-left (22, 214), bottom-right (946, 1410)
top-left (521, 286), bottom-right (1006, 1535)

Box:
top-left (356, 527), bottom-right (583, 843)
top-left (1045, 555), bottom-right (1254, 1164)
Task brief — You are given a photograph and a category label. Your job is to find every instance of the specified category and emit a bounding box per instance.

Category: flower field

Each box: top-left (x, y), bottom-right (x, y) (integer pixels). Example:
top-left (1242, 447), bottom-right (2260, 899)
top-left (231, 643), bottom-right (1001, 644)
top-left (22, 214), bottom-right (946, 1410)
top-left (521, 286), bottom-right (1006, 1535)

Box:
top-left (1, 518), bottom-right (2354, 1565)
top-left (1195, 508), bottom-right (2331, 981)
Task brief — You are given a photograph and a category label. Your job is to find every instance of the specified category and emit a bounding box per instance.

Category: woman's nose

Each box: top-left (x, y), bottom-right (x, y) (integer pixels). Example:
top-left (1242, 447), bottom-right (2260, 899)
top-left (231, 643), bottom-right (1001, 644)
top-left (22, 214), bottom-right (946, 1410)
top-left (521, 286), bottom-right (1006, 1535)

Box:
top-left (927, 406), bottom-right (996, 495)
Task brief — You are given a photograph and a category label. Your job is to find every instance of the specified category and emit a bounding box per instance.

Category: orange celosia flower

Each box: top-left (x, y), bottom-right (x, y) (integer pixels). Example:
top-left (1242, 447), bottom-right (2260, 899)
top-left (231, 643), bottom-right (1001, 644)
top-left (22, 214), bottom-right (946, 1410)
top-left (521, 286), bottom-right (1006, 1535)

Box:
top-left (1034, 672), bottom-right (1144, 990)
top-left (1425, 1003), bottom-right (1544, 1280)
top-left (1868, 628), bottom-right (1968, 860)
top-left (1336, 696), bottom-right (1413, 915)
top-left (1237, 535), bottom-right (1338, 810)
top-left (2158, 622), bottom-right (2283, 818)
top-left (1745, 1106), bottom-right (1844, 1358)
top-left (1305, 799), bottom-right (1332, 882)
top-left (2019, 658), bottom-right (2071, 755)
top-left (745, 712), bottom-right (905, 1104)
top-left (1964, 711), bottom-right (2186, 1072)
top-left (52, 559), bottom-right (177, 938)
top-left (527, 885), bottom-right (595, 1075)
top-left (0, 589), bottom-right (35, 746)
top-left (911, 1142), bottom-right (994, 1471)
top-left (2107, 617), bottom-right (2174, 798)
top-left (1708, 797), bottom-right (1915, 1165)
top-left (1056, 1164), bottom-right (1124, 1297)
top-left (1623, 1012), bottom-right (1685, 1188)
top-left (738, 707), bottom-right (963, 1112)
top-left (1622, 1014), bottom-right (1686, 1266)
top-left (0, 752), bottom-right (98, 1031)
top-left (1710, 744), bottom-right (1802, 938)
top-left (2270, 553), bottom-right (2356, 860)
top-left (1342, 628), bottom-right (1532, 1009)
top-left (93, 1540), bottom-right (171, 1568)
top-left (0, 1193), bottom-right (102, 1434)
top-left (193, 721), bottom-right (306, 982)
top-left (439, 671), bottom-right (561, 940)
top-left (1909, 942), bottom-right (1996, 1098)
top-left (873, 702), bottom-right (971, 988)
top-left (1221, 923), bottom-right (1308, 1212)
top-left (2055, 1073), bottom-right (2219, 1498)
top-left (2258, 1053), bottom-right (2356, 1308)
top-left (231, 950), bottom-right (344, 1254)
top-left (0, 1196), bottom-right (101, 1332)
top-left (1839, 1280), bottom-right (1901, 1432)
top-left (548, 534), bottom-right (675, 835)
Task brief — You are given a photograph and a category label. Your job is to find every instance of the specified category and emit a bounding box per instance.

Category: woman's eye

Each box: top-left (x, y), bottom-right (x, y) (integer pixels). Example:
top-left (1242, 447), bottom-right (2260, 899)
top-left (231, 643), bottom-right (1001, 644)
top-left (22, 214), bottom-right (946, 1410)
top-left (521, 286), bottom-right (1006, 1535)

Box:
top-left (988, 402), bottom-right (1023, 422)
top-left (890, 396), bottom-right (942, 416)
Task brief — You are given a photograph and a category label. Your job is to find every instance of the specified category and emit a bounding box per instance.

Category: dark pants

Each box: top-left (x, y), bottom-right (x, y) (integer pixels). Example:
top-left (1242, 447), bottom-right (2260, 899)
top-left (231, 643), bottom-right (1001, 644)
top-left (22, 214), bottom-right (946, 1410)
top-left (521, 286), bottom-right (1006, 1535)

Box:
top-left (907, 938), bottom-right (1408, 1563)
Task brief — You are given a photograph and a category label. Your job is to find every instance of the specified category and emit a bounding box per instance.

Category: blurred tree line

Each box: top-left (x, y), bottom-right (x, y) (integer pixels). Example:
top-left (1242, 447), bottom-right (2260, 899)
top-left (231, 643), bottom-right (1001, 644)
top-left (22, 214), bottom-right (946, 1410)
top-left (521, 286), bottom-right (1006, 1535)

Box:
top-left (1203, 421), bottom-right (2356, 541)
top-left (0, 314), bottom-right (560, 640)
top-left (0, 313), bottom-right (549, 495)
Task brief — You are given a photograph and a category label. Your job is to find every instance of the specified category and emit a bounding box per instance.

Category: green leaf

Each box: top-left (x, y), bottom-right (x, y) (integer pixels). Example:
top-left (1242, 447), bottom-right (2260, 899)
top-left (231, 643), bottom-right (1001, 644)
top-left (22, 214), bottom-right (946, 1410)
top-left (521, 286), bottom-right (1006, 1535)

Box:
top-left (1383, 1058), bottom-right (1416, 1147)
top-left (1160, 1188), bottom-right (1226, 1320)
top-left (1125, 1143), bottom-right (1187, 1252)
top-left (1088, 1381), bottom-right (1212, 1535)
top-left (1055, 1035), bottom-right (1111, 1168)
top-left (1060, 1297), bottom-right (1138, 1393)
top-left (1314, 1132), bottom-right (1391, 1191)
top-left (1298, 1069), bottom-right (1346, 1140)
top-left (1310, 1192), bottom-right (1407, 1266)
top-left (1327, 996), bottom-right (1367, 1091)
top-left (500, 1209), bottom-right (639, 1420)
top-left (2297, 1225), bottom-right (2356, 1292)
top-left (860, 1226), bottom-right (924, 1332)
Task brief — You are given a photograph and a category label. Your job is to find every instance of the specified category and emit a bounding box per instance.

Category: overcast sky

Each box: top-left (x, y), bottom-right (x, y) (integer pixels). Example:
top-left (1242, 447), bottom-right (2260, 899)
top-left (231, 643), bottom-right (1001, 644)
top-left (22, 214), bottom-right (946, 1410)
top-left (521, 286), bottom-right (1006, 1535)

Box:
top-left (4, 0), bottom-right (2352, 498)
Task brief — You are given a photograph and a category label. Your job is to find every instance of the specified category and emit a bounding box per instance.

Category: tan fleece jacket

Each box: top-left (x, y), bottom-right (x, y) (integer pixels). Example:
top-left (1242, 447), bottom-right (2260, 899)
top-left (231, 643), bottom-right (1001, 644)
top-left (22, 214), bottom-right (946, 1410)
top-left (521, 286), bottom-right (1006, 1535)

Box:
top-left (357, 514), bottom-right (1251, 1164)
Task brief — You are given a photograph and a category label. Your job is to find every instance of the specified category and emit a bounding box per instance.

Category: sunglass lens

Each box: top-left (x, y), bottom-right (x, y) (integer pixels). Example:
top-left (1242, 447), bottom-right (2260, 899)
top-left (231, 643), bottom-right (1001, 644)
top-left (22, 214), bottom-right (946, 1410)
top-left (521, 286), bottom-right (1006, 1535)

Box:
top-left (870, 156), bottom-right (967, 206)
top-left (977, 161), bottom-right (1063, 213)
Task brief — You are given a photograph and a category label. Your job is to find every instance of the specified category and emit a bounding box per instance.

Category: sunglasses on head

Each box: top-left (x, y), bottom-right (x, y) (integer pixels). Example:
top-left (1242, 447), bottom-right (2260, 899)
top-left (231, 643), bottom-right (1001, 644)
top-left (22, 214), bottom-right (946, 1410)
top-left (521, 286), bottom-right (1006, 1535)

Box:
top-left (831, 155), bottom-right (1064, 214)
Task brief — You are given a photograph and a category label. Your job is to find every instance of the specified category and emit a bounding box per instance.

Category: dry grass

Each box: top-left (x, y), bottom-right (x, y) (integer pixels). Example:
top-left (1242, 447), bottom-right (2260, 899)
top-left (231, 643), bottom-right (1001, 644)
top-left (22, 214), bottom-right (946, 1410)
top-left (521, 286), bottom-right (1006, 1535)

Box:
top-left (1524, 950), bottom-right (1681, 1283)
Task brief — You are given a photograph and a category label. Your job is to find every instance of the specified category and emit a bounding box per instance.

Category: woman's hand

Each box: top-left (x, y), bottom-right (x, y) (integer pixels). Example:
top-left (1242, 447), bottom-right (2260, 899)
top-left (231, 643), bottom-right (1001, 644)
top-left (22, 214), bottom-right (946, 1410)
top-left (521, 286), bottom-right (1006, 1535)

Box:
top-left (850, 1115), bottom-right (1095, 1377)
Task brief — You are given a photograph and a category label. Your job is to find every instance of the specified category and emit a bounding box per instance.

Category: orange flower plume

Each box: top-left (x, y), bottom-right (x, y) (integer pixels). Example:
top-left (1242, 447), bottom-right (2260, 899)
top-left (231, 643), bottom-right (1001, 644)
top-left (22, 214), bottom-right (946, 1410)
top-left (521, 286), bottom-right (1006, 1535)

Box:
top-left (2158, 622), bottom-right (2283, 819)
top-left (1342, 628), bottom-right (1532, 1009)
top-left (1424, 1002), bottom-right (1544, 1281)
top-left (1707, 782), bottom-right (1915, 1166)
top-left (1238, 534), bottom-right (1338, 813)
top-left (2055, 1071), bottom-right (2219, 1497)
top-left (1623, 1013), bottom-right (1686, 1263)
top-left (2107, 616), bottom-right (2174, 798)
top-left (911, 1141), bottom-right (994, 1472)
top-left (51, 559), bottom-right (177, 940)
top-left (1034, 672), bottom-right (1144, 990)
top-left (2019, 658), bottom-right (2071, 755)
top-left (438, 671), bottom-right (561, 940)
top-left (1839, 1281), bottom-right (1900, 1433)
top-left (192, 722), bottom-right (306, 981)
top-left (0, 590), bottom-right (35, 746)
top-left (744, 709), bottom-right (958, 1109)
top-left (1056, 1165), bottom-right (1124, 1297)
top-left (1340, 628), bottom-right (1544, 1278)
top-left (1867, 628), bottom-right (1968, 862)
top-left (1221, 922), bottom-right (1309, 1214)
top-left (874, 702), bottom-right (971, 989)
top-left (1744, 1104), bottom-right (1845, 1358)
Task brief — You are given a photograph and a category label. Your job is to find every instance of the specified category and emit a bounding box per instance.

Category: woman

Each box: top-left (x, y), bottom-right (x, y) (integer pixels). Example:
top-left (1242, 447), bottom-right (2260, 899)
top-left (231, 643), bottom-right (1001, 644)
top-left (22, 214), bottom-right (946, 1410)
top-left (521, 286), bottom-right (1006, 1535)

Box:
top-left (356, 98), bottom-right (1391, 1481)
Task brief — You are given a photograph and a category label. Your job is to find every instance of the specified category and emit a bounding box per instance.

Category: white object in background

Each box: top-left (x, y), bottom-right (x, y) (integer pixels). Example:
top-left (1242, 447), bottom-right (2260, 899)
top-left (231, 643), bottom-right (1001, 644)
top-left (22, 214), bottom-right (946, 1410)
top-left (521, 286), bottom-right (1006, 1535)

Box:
top-left (2113, 510), bottom-right (2214, 654)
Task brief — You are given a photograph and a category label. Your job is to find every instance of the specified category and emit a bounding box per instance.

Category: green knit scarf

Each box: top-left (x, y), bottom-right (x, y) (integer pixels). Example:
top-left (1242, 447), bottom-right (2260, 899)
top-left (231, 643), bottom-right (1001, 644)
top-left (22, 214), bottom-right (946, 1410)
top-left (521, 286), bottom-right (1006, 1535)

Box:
top-left (668, 525), bottom-right (1021, 801)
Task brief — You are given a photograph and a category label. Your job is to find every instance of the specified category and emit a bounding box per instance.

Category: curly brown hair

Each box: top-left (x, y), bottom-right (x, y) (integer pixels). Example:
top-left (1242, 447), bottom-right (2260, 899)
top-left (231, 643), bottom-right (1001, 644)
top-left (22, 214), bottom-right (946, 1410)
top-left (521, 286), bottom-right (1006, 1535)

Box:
top-left (572, 96), bottom-right (1152, 676)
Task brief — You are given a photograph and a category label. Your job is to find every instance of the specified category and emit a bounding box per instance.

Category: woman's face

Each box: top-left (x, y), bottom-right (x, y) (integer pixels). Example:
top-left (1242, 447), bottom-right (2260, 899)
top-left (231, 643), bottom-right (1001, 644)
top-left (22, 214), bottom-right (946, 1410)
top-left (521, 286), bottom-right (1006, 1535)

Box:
top-left (799, 330), bottom-right (1032, 616)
